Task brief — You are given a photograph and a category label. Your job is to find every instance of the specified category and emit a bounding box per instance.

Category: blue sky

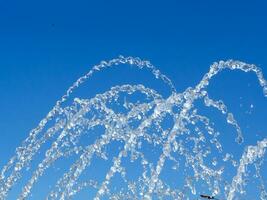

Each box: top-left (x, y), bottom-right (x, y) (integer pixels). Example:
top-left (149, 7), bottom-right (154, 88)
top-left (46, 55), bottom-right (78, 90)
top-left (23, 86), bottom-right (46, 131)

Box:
top-left (0, 0), bottom-right (267, 199)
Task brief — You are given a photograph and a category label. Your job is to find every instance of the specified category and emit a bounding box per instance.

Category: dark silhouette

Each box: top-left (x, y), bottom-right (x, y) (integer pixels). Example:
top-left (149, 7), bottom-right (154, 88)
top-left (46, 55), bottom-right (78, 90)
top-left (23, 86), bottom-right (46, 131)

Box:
top-left (200, 194), bottom-right (216, 199)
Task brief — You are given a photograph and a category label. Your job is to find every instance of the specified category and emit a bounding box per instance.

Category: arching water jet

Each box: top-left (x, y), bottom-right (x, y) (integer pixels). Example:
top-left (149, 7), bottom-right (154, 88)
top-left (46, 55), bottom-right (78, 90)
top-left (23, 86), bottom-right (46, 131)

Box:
top-left (0, 56), bottom-right (266, 200)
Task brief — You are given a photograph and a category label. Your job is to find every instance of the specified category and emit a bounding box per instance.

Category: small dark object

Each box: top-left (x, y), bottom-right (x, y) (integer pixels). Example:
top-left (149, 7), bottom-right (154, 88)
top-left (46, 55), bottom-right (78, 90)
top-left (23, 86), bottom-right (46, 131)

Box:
top-left (200, 194), bottom-right (215, 199)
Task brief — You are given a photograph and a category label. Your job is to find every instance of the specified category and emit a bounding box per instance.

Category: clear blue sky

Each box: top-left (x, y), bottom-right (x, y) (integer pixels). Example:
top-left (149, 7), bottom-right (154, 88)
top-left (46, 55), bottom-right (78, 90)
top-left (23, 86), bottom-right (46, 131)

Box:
top-left (0, 0), bottom-right (267, 199)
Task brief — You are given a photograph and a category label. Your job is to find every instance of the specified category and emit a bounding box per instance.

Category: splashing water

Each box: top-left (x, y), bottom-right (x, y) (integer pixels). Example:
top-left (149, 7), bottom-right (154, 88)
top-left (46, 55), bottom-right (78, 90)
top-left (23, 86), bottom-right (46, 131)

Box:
top-left (0, 56), bottom-right (266, 200)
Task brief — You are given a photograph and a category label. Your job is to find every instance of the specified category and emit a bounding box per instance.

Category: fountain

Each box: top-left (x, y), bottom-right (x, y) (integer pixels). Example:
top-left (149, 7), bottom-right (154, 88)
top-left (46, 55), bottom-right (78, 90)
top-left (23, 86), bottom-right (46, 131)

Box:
top-left (0, 56), bottom-right (266, 200)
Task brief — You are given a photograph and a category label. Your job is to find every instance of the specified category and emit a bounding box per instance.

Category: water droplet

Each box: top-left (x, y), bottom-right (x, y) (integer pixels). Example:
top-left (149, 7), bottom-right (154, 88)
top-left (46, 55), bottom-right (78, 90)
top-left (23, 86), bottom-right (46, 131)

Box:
top-left (263, 87), bottom-right (267, 97)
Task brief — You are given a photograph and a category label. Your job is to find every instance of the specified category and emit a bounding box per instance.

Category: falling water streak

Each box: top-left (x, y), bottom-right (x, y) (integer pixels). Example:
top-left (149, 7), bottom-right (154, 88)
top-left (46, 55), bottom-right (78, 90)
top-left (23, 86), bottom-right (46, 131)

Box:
top-left (142, 60), bottom-right (267, 199)
top-left (0, 57), bottom-right (266, 200)
top-left (255, 160), bottom-right (267, 200)
top-left (0, 56), bottom-right (174, 200)
top-left (18, 85), bottom-right (162, 200)
top-left (55, 89), bottom-right (164, 200)
top-left (92, 97), bottom-right (177, 200)
top-left (227, 139), bottom-right (267, 200)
